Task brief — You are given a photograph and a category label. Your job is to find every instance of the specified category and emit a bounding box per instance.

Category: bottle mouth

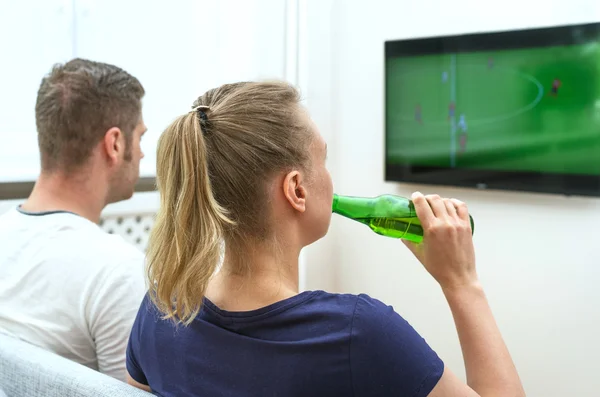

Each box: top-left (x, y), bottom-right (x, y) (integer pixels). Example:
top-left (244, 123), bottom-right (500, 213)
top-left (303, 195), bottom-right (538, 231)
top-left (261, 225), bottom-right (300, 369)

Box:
top-left (331, 193), bottom-right (339, 213)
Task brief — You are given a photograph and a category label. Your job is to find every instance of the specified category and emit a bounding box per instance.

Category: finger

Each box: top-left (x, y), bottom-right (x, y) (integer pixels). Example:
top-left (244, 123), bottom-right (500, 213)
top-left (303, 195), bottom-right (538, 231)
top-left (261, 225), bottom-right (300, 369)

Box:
top-left (444, 198), bottom-right (457, 218)
top-left (450, 198), bottom-right (469, 221)
top-left (426, 194), bottom-right (447, 218)
top-left (411, 192), bottom-right (434, 228)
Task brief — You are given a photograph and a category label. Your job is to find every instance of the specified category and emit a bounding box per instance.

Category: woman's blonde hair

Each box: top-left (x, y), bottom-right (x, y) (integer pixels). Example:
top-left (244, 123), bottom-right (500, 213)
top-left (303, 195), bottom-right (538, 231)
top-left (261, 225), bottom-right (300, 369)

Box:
top-left (146, 81), bottom-right (313, 324)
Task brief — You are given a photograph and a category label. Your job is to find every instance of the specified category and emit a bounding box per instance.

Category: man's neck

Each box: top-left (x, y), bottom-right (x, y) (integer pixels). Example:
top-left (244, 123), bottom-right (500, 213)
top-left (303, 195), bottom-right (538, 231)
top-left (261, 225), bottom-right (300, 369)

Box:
top-left (21, 171), bottom-right (107, 223)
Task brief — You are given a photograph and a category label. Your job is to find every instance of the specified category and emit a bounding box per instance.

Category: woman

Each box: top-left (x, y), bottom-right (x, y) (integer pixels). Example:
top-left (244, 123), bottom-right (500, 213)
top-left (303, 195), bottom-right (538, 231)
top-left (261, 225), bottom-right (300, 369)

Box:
top-left (127, 82), bottom-right (524, 396)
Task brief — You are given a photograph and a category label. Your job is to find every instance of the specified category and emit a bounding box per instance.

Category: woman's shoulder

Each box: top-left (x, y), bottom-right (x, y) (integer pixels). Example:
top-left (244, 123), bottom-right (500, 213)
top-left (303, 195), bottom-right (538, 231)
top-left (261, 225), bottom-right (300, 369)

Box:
top-left (310, 290), bottom-right (390, 309)
top-left (308, 291), bottom-right (421, 343)
top-left (306, 290), bottom-right (395, 322)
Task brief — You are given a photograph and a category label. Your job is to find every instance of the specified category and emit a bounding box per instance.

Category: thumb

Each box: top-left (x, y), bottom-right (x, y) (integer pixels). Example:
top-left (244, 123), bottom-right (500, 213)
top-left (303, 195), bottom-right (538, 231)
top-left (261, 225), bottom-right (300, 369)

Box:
top-left (402, 239), bottom-right (420, 257)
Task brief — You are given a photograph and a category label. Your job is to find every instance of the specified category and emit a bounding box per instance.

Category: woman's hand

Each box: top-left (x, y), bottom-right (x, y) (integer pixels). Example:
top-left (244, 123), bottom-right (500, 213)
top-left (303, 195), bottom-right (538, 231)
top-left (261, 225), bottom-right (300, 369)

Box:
top-left (403, 192), bottom-right (478, 293)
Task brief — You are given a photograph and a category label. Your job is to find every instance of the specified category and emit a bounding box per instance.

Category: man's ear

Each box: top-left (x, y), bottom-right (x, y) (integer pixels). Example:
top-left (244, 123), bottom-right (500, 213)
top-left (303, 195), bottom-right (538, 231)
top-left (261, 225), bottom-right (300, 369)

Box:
top-left (283, 170), bottom-right (307, 213)
top-left (103, 127), bottom-right (123, 165)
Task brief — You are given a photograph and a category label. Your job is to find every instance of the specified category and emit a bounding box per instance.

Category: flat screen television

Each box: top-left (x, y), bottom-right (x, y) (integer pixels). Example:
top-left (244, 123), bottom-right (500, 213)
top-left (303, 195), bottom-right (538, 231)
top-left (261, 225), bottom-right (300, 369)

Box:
top-left (385, 22), bottom-right (600, 197)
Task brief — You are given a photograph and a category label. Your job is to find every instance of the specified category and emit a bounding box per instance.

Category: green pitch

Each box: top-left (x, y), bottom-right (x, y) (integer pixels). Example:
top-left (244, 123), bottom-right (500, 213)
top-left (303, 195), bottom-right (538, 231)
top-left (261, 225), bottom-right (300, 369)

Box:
top-left (386, 42), bottom-right (600, 175)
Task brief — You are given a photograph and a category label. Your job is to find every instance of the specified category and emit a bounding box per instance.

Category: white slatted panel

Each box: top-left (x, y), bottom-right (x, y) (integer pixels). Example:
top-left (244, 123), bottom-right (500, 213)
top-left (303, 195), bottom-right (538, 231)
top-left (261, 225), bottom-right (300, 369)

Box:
top-left (98, 213), bottom-right (155, 252)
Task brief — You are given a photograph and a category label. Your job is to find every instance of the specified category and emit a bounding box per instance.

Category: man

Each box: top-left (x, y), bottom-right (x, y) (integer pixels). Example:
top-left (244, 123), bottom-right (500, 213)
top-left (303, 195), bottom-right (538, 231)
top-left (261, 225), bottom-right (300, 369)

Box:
top-left (0, 59), bottom-right (147, 381)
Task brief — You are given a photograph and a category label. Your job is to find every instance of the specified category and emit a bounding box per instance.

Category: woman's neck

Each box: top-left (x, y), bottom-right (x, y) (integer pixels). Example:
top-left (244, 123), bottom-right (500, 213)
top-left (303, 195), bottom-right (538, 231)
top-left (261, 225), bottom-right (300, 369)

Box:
top-left (205, 244), bottom-right (300, 312)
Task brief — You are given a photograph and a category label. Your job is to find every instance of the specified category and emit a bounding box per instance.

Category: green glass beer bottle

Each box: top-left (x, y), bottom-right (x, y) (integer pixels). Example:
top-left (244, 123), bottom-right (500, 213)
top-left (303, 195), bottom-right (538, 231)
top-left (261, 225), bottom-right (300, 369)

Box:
top-left (331, 193), bottom-right (474, 244)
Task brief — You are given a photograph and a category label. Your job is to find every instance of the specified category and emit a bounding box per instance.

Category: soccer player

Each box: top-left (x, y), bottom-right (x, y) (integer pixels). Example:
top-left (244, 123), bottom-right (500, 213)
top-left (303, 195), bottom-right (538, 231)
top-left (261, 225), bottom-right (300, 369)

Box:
top-left (415, 104), bottom-right (423, 124)
top-left (458, 114), bottom-right (468, 153)
top-left (551, 78), bottom-right (561, 96)
top-left (448, 102), bottom-right (456, 120)
top-left (458, 113), bottom-right (468, 133)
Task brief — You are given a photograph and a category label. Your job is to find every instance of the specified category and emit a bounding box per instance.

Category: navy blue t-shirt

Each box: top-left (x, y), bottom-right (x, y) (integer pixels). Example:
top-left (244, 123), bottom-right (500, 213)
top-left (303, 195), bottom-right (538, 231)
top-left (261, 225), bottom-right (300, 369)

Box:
top-left (127, 291), bottom-right (443, 397)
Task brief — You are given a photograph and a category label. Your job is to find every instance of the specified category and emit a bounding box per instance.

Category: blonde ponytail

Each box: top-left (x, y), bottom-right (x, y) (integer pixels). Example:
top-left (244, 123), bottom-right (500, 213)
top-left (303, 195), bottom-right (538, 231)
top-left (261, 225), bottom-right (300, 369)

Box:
top-left (146, 82), bottom-right (313, 325)
top-left (146, 111), bottom-right (233, 325)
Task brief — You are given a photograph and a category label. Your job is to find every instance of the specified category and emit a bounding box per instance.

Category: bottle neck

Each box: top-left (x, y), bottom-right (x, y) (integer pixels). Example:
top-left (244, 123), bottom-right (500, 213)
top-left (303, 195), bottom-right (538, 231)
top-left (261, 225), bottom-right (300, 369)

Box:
top-left (332, 193), bottom-right (414, 219)
top-left (332, 193), bottom-right (340, 213)
top-left (331, 194), bottom-right (377, 219)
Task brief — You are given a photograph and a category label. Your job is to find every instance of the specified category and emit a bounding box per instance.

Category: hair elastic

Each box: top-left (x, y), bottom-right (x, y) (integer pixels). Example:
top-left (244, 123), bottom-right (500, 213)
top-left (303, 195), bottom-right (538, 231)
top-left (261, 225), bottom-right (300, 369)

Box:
top-left (192, 105), bottom-right (210, 122)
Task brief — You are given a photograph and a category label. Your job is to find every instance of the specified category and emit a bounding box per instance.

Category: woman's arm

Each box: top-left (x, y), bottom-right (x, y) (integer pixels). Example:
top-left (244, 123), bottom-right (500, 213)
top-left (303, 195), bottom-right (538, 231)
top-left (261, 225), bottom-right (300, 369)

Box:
top-left (427, 284), bottom-right (525, 397)
top-left (406, 193), bottom-right (525, 397)
top-left (127, 371), bottom-right (152, 392)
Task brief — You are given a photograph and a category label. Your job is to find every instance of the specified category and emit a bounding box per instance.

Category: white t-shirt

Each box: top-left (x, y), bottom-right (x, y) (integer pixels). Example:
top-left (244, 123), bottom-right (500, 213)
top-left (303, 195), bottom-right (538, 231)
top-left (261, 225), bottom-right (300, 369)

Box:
top-left (0, 207), bottom-right (146, 381)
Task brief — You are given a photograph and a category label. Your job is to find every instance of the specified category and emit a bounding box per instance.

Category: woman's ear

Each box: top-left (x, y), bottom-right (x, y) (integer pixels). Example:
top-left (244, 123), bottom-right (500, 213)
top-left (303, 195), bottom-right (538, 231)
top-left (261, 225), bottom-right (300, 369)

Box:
top-left (283, 170), bottom-right (307, 213)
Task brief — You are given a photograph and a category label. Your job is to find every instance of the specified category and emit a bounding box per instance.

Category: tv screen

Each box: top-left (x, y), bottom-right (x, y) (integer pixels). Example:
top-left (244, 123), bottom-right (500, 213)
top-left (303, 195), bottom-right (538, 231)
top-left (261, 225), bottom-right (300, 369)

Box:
top-left (385, 22), bottom-right (600, 196)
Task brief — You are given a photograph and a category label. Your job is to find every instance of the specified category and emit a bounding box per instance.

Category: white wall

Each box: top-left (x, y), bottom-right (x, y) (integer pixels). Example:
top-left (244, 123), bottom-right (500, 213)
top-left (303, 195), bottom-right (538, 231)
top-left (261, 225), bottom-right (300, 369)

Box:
top-left (74, 0), bottom-right (290, 178)
top-left (301, 1), bottom-right (600, 396)
top-left (0, 1), bottom-right (72, 182)
top-left (0, 0), bottom-right (290, 181)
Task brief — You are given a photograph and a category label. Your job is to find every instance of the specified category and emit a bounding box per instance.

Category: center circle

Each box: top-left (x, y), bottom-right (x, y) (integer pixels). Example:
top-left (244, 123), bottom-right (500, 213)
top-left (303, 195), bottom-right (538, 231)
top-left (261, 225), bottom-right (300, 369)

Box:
top-left (392, 64), bottom-right (544, 126)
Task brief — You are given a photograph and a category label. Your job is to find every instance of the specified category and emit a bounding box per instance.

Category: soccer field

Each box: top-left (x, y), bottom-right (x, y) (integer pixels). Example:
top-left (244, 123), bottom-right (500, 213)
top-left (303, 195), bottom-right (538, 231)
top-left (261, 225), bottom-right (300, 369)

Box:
top-left (386, 43), bottom-right (600, 175)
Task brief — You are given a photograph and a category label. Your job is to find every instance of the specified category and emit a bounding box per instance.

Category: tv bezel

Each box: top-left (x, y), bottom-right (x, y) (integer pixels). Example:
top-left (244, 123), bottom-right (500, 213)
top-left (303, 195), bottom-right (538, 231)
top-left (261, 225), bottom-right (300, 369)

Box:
top-left (384, 22), bottom-right (600, 197)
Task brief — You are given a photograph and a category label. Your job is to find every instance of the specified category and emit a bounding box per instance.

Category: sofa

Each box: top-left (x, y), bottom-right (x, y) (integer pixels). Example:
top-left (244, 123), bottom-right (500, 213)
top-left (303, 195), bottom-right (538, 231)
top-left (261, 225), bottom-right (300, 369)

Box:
top-left (0, 333), bottom-right (152, 397)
